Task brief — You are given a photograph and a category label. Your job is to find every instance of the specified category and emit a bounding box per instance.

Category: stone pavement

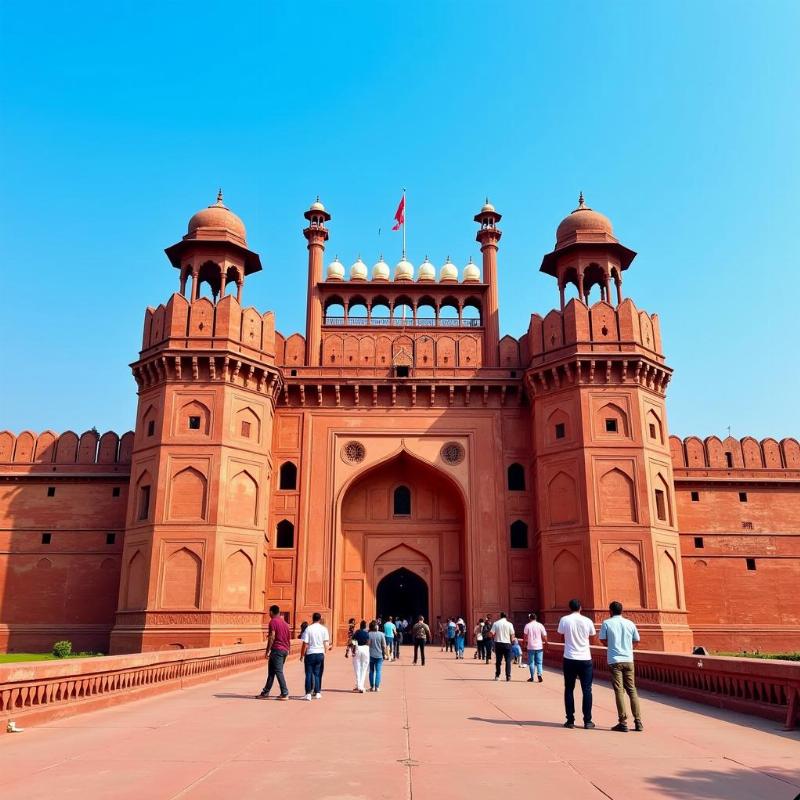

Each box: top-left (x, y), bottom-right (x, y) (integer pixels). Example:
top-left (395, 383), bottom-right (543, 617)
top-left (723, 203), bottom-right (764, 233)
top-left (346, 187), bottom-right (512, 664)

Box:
top-left (0, 646), bottom-right (798, 799)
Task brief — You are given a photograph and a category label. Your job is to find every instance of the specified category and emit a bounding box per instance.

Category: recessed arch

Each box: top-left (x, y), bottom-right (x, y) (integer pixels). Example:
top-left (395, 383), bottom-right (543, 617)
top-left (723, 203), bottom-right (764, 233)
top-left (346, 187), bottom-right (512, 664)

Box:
top-left (279, 461), bottom-right (297, 490)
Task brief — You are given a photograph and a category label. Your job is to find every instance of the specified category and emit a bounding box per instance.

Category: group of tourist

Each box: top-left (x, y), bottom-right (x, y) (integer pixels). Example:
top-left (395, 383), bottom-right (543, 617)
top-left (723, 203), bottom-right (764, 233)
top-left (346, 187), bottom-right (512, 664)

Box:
top-left (256, 599), bottom-right (644, 732)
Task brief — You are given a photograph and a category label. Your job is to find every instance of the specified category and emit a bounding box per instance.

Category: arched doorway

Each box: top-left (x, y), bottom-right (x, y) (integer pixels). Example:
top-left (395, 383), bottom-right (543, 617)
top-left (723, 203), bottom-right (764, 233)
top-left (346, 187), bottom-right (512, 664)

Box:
top-left (376, 567), bottom-right (428, 624)
top-left (337, 450), bottom-right (466, 643)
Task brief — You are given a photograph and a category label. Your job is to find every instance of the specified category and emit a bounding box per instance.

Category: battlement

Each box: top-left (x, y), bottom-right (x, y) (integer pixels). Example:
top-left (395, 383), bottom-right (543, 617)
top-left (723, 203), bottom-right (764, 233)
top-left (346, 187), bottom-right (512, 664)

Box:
top-left (526, 298), bottom-right (664, 367)
top-left (0, 429), bottom-right (134, 466)
top-left (141, 293), bottom-right (276, 364)
top-left (669, 435), bottom-right (800, 471)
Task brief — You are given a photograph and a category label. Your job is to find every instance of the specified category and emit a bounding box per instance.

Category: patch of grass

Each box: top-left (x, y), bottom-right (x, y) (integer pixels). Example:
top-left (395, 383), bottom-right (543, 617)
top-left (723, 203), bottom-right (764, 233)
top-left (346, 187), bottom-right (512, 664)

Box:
top-left (715, 651), bottom-right (800, 662)
top-left (0, 652), bottom-right (100, 664)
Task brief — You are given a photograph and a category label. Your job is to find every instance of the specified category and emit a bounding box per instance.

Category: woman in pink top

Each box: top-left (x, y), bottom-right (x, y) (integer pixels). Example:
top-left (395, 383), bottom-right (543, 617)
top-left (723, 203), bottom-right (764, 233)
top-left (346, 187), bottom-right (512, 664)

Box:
top-left (523, 612), bottom-right (548, 683)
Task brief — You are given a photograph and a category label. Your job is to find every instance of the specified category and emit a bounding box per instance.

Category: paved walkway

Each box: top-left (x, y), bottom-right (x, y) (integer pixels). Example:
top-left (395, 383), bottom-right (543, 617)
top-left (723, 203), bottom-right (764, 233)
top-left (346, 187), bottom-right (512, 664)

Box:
top-left (0, 646), bottom-right (798, 799)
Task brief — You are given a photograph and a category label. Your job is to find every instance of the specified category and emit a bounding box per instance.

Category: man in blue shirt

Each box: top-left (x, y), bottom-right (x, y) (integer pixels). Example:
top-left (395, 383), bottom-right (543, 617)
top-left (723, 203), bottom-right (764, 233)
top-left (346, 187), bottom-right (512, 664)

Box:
top-left (383, 617), bottom-right (397, 661)
top-left (599, 601), bottom-right (643, 732)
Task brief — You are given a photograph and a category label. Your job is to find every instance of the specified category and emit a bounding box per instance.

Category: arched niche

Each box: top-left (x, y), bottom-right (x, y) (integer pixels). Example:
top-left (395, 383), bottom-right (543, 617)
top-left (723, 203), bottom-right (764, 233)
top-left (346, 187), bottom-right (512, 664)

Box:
top-left (162, 547), bottom-right (201, 608)
top-left (222, 549), bottom-right (253, 609)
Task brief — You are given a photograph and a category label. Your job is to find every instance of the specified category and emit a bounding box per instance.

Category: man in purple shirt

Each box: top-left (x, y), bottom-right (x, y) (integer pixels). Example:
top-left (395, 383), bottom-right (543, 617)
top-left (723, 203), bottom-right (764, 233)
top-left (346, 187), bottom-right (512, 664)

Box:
top-left (257, 604), bottom-right (291, 699)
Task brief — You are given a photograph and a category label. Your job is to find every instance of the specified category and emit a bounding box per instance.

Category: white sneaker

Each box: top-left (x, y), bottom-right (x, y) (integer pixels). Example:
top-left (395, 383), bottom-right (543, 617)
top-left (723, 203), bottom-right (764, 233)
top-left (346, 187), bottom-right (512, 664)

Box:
top-left (304, 693), bottom-right (312, 701)
top-left (375, 687), bottom-right (381, 692)
top-left (313, 692), bottom-right (322, 699)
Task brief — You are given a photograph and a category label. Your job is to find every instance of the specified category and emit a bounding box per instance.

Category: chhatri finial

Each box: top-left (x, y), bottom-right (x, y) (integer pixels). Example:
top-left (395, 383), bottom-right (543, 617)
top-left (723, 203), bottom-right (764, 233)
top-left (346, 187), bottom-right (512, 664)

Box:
top-left (577, 191), bottom-right (586, 209)
top-left (216, 188), bottom-right (224, 205)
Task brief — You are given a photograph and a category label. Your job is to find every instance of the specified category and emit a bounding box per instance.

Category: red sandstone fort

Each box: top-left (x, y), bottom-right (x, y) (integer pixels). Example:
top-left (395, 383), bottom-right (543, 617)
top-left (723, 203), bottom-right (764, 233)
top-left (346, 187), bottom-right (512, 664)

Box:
top-left (1, 193), bottom-right (798, 656)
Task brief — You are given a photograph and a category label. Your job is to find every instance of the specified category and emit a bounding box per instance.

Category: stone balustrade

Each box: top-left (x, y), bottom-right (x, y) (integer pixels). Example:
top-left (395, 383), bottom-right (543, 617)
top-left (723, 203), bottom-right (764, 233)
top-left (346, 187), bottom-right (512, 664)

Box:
top-left (0, 642), bottom-right (278, 732)
top-left (543, 643), bottom-right (800, 729)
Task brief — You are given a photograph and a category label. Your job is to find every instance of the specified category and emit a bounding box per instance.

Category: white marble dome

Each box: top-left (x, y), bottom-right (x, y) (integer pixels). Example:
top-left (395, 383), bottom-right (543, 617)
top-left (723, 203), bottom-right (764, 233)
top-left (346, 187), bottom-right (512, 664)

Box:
top-left (440, 258), bottom-right (458, 282)
top-left (326, 257), bottom-right (345, 280)
top-left (463, 258), bottom-right (481, 282)
top-left (418, 257), bottom-right (436, 281)
top-left (350, 258), bottom-right (368, 280)
top-left (395, 258), bottom-right (414, 281)
top-left (372, 257), bottom-right (390, 281)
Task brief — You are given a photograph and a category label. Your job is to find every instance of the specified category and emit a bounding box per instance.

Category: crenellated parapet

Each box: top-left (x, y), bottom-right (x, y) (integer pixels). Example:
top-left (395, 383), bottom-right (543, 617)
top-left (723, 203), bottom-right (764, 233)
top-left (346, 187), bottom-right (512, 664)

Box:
top-left (0, 429), bottom-right (134, 466)
top-left (134, 294), bottom-right (283, 400)
top-left (669, 435), bottom-right (800, 472)
top-left (524, 298), bottom-right (670, 399)
top-left (141, 293), bottom-right (276, 361)
top-left (527, 298), bottom-right (664, 365)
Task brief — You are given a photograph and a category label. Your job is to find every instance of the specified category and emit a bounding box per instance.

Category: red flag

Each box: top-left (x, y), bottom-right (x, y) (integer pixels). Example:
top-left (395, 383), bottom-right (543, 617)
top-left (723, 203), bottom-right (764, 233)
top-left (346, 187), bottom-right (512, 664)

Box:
top-left (391, 194), bottom-right (405, 230)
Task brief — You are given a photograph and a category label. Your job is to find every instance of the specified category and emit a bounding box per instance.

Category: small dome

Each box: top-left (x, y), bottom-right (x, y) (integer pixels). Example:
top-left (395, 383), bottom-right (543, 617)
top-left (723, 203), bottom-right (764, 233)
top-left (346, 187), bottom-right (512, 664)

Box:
top-left (350, 258), bottom-right (368, 280)
top-left (395, 258), bottom-right (414, 281)
top-left (326, 257), bottom-right (345, 280)
top-left (310, 197), bottom-right (326, 212)
top-left (187, 190), bottom-right (247, 243)
top-left (463, 259), bottom-right (481, 282)
top-left (372, 258), bottom-right (390, 281)
top-left (440, 258), bottom-right (458, 282)
top-left (480, 198), bottom-right (496, 214)
top-left (418, 257), bottom-right (436, 281)
top-left (555, 193), bottom-right (614, 248)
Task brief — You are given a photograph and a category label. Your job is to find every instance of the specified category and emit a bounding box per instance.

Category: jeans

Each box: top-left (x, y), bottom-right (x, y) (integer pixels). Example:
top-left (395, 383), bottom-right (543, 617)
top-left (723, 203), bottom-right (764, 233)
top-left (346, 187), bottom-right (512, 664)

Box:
top-left (445, 636), bottom-right (454, 652)
top-left (527, 648), bottom-right (544, 678)
top-left (476, 639), bottom-right (484, 659)
top-left (304, 652), bottom-right (325, 695)
top-left (262, 649), bottom-right (288, 696)
top-left (563, 658), bottom-right (593, 723)
top-left (352, 645), bottom-right (369, 691)
top-left (369, 656), bottom-right (383, 688)
top-left (609, 661), bottom-right (642, 723)
top-left (385, 638), bottom-right (394, 658)
top-left (393, 637), bottom-right (400, 658)
top-left (413, 639), bottom-right (426, 665)
top-left (455, 635), bottom-right (465, 656)
top-left (484, 639), bottom-right (493, 663)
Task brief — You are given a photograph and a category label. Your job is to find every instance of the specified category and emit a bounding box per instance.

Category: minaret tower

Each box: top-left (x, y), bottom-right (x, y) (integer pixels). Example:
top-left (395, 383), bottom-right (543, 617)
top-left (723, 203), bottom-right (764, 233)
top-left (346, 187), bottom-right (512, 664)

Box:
top-left (304, 198), bottom-right (331, 366)
top-left (111, 194), bottom-right (282, 653)
top-left (474, 199), bottom-right (502, 367)
top-left (528, 196), bottom-right (693, 651)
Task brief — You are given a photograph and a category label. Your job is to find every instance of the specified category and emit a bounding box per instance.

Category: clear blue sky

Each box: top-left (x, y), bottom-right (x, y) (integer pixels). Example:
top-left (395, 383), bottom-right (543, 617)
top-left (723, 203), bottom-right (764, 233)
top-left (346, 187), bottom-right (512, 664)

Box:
top-left (1, 2), bottom-right (798, 439)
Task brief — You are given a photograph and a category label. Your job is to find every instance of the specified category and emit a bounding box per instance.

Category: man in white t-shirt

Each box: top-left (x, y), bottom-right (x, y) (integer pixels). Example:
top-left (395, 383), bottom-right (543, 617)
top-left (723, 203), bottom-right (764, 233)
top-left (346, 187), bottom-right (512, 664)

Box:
top-left (300, 612), bottom-right (331, 700)
top-left (523, 612), bottom-right (548, 683)
top-left (490, 612), bottom-right (516, 682)
top-left (557, 599), bottom-right (597, 728)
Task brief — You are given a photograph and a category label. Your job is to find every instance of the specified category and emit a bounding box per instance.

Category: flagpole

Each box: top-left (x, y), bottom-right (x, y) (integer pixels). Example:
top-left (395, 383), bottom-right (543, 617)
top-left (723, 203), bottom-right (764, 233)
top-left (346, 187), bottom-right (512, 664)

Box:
top-left (402, 187), bottom-right (406, 259)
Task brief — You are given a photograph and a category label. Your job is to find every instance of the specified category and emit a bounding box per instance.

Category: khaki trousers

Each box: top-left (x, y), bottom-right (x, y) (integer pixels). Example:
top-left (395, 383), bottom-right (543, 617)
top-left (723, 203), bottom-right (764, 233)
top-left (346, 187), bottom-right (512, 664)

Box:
top-left (609, 661), bottom-right (642, 723)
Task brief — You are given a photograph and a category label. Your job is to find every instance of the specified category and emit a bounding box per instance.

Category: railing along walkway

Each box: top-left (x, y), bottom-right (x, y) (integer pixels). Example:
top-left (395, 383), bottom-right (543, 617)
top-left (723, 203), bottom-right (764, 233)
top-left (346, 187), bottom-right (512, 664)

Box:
top-left (324, 316), bottom-right (482, 328)
top-left (1, 642), bottom-right (279, 731)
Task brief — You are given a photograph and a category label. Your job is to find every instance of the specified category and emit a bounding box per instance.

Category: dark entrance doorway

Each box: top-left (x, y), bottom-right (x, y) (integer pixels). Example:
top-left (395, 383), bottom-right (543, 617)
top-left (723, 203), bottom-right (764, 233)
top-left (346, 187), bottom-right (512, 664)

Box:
top-left (376, 568), bottom-right (429, 629)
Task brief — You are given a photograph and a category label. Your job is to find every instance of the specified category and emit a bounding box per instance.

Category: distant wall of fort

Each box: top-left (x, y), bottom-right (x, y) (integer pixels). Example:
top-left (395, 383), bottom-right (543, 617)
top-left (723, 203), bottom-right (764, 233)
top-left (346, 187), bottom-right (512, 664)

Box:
top-left (0, 429), bottom-right (132, 653)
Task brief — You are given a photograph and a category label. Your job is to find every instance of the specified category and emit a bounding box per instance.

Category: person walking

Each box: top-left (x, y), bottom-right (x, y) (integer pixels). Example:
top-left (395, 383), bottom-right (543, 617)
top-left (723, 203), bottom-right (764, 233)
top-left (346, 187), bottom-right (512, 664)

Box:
top-left (383, 616), bottom-right (397, 662)
top-left (483, 615), bottom-right (494, 664)
top-left (523, 612), bottom-right (548, 683)
top-left (412, 615), bottom-right (432, 665)
top-left (437, 617), bottom-right (445, 651)
top-left (599, 601), bottom-right (644, 732)
top-left (300, 611), bottom-right (331, 700)
top-left (256, 604), bottom-right (291, 700)
top-left (491, 612), bottom-right (515, 681)
top-left (558, 598), bottom-right (597, 729)
top-left (351, 619), bottom-right (370, 693)
top-left (368, 620), bottom-right (388, 691)
top-left (344, 617), bottom-right (356, 659)
top-left (474, 618), bottom-right (485, 660)
top-left (445, 617), bottom-right (456, 653)
top-left (454, 619), bottom-right (466, 659)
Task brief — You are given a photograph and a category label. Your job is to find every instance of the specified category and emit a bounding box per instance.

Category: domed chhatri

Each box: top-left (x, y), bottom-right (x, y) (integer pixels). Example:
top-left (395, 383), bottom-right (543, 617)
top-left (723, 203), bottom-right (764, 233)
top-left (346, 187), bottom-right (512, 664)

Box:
top-left (309, 196), bottom-right (327, 213)
top-left (418, 257), bottom-right (436, 282)
top-left (187, 189), bottom-right (247, 246)
top-left (326, 257), bottom-right (345, 281)
top-left (350, 257), bottom-right (368, 281)
top-left (372, 257), bottom-right (390, 281)
top-left (440, 257), bottom-right (458, 282)
top-left (554, 192), bottom-right (615, 249)
top-left (463, 257), bottom-right (480, 282)
top-left (395, 257), bottom-right (414, 281)
top-left (480, 197), bottom-right (496, 214)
